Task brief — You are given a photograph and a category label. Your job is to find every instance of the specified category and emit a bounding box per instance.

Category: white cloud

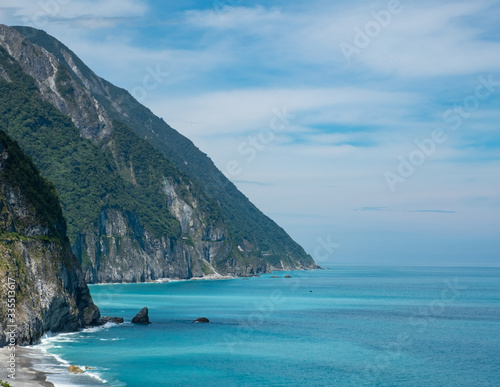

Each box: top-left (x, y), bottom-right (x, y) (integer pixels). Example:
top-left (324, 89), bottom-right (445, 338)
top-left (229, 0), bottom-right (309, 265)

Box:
top-left (0, 0), bottom-right (147, 29)
top-left (149, 87), bottom-right (421, 138)
top-left (330, 1), bottom-right (500, 76)
top-left (0, 0), bottom-right (498, 264)
top-left (185, 5), bottom-right (283, 30)
top-left (184, 1), bottom-right (500, 78)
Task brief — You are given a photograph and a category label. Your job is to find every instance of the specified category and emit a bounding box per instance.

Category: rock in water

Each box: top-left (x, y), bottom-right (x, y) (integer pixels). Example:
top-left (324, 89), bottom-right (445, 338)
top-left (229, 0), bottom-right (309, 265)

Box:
top-left (99, 316), bottom-right (125, 325)
top-left (193, 317), bottom-right (210, 323)
top-left (284, 275), bottom-right (292, 278)
top-left (68, 365), bottom-right (84, 374)
top-left (271, 276), bottom-right (279, 278)
top-left (108, 317), bottom-right (125, 324)
top-left (132, 307), bottom-right (151, 324)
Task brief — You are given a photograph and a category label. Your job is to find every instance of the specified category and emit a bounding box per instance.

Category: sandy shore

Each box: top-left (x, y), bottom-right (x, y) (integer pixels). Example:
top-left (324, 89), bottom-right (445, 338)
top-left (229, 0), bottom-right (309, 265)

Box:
top-left (0, 344), bottom-right (107, 387)
top-left (0, 346), bottom-right (54, 386)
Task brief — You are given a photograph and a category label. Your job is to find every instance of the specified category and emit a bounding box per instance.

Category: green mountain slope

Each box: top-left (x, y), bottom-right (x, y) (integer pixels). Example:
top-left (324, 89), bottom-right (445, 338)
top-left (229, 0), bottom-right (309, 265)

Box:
top-left (0, 25), bottom-right (317, 283)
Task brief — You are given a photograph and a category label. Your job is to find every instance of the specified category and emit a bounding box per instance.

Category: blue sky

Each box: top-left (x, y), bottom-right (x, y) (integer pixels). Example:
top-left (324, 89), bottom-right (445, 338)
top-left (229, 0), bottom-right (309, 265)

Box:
top-left (1, 0), bottom-right (499, 266)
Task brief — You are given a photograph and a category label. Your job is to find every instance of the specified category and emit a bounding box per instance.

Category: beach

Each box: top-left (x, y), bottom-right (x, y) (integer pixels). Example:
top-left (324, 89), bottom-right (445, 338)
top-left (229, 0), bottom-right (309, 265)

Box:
top-left (0, 346), bottom-right (54, 387)
top-left (0, 343), bottom-right (106, 387)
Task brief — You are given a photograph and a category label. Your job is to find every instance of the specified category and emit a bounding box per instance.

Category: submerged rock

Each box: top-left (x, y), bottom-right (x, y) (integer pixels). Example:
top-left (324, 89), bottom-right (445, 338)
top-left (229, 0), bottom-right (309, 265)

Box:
top-left (132, 307), bottom-right (151, 324)
top-left (271, 276), bottom-right (279, 278)
top-left (193, 317), bottom-right (209, 323)
top-left (68, 365), bottom-right (84, 374)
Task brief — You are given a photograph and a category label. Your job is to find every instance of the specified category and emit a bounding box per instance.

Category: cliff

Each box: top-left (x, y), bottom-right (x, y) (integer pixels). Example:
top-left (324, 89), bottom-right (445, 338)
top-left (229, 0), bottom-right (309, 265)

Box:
top-left (0, 130), bottom-right (100, 346)
top-left (0, 24), bottom-right (318, 283)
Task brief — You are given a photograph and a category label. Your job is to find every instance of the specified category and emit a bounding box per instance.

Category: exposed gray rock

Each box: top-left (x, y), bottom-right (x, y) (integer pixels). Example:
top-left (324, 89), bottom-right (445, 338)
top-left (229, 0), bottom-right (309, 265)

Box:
top-left (0, 24), bottom-right (319, 285)
top-left (0, 25), bottom-right (112, 142)
top-left (0, 65), bottom-right (10, 82)
top-left (74, 207), bottom-right (237, 284)
top-left (0, 131), bottom-right (100, 347)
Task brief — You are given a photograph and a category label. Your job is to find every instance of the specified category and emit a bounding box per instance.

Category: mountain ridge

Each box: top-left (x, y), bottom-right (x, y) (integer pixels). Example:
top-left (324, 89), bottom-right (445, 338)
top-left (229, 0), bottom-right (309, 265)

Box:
top-left (0, 24), bottom-right (318, 283)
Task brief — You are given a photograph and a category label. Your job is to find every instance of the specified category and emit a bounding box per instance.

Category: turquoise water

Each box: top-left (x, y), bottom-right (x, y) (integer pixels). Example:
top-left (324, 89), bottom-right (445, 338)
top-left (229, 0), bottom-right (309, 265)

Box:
top-left (40, 267), bottom-right (500, 386)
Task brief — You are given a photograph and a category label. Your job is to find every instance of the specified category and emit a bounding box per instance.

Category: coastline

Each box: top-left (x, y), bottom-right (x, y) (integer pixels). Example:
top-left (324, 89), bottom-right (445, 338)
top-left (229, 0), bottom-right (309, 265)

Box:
top-left (89, 266), bottom-right (321, 286)
top-left (0, 337), bottom-right (109, 387)
top-left (89, 272), bottom-right (237, 286)
top-left (0, 268), bottom-right (322, 387)
top-left (0, 346), bottom-right (54, 386)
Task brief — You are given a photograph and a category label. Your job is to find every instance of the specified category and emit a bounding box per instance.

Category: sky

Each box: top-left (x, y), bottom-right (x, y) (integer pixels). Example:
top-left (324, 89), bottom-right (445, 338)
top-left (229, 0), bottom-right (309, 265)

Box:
top-left (0, 0), bottom-right (499, 266)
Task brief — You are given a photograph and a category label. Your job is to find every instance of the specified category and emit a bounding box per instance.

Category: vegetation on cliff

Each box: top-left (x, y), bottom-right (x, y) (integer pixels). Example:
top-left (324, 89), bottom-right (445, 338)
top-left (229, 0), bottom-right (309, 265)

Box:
top-left (0, 25), bottom-right (317, 281)
top-left (0, 129), bottom-right (100, 346)
top-left (0, 45), bottom-right (184, 243)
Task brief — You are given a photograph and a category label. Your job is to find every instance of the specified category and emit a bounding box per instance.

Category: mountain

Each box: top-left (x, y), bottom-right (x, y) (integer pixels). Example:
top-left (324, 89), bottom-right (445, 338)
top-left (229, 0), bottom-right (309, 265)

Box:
top-left (0, 129), bottom-right (100, 346)
top-left (0, 24), bottom-right (318, 283)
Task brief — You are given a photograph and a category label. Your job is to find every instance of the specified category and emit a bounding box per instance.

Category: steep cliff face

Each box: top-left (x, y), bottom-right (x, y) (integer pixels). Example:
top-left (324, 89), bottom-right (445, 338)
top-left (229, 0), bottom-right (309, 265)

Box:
top-left (0, 130), bottom-right (100, 346)
top-left (0, 24), bottom-right (318, 283)
top-left (72, 207), bottom-right (239, 283)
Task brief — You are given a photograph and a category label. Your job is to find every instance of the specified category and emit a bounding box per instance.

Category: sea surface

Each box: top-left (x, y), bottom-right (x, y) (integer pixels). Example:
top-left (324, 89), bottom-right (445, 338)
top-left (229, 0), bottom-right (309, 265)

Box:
top-left (36, 266), bottom-right (500, 386)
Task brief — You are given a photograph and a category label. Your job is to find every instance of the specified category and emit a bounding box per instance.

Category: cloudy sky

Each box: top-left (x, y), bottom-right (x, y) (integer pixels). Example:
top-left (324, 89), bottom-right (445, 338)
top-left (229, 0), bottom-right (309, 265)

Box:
top-left (1, 0), bottom-right (499, 266)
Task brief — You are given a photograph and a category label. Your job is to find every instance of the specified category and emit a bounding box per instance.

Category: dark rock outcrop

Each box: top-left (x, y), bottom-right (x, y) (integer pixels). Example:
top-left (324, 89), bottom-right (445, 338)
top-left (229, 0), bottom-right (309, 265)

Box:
top-left (284, 275), bottom-right (292, 278)
top-left (193, 317), bottom-right (209, 323)
top-left (99, 316), bottom-right (124, 325)
top-left (132, 307), bottom-right (151, 324)
top-left (0, 130), bottom-right (100, 347)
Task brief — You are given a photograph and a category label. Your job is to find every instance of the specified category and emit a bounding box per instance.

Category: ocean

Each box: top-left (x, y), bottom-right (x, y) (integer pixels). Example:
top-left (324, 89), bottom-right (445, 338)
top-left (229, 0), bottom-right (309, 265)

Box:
top-left (33, 266), bottom-right (500, 386)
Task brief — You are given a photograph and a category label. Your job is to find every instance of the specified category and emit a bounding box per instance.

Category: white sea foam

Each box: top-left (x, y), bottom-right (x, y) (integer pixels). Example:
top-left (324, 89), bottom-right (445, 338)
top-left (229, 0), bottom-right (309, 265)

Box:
top-left (89, 274), bottom-right (237, 285)
top-left (86, 371), bottom-right (109, 384)
top-left (24, 345), bottom-right (105, 386)
top-left (26, 322), bottom-right (127, 386)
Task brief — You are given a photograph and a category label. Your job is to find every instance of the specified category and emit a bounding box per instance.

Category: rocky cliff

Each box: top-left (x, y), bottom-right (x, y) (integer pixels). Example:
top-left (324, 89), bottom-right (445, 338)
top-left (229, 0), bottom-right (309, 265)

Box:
top-left (0, 130), bottom-right (100, 346)
top-left (0, 24), bottom-right (318, 283)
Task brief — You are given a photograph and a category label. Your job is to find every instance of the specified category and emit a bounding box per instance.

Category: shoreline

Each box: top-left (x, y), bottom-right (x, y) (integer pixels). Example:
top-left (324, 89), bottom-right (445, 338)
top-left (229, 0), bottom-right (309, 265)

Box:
top-left (0, 332), bottom-right (110, 387)
top-left (0, 346), bottom-right (54, 387)
top-left (0, 268), bottom-right (323, 386)
top-left (89, 267), bottom-right (322, 286)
